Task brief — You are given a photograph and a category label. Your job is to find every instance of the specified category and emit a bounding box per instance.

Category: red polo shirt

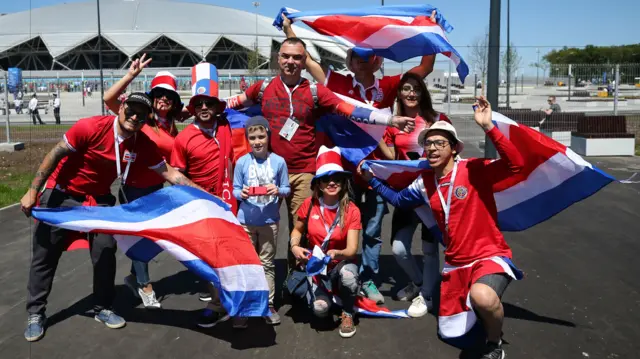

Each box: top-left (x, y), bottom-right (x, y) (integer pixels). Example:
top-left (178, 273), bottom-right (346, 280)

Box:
top-left (47, 115), bottom-right (165, 196)
top-left (170, 123), bottom-right (232, 196)
top-left (245, 78), bottom-right (342, 174)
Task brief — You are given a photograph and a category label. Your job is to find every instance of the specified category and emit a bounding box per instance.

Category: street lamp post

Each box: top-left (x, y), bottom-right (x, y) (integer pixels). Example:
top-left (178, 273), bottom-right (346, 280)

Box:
top-left (485, 0), bottom-right (501, 158)
top-left (97, 0), bottom-right (105, 115)
top-left (505, 0), bottom-right (510, 109)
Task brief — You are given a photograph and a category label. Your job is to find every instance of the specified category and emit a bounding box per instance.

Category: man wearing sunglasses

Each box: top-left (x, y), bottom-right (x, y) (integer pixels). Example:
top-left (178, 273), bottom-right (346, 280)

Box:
top-left (170, 63), bottom-right (238, 328)
top-left (20, 93), bottom-right (206, 342)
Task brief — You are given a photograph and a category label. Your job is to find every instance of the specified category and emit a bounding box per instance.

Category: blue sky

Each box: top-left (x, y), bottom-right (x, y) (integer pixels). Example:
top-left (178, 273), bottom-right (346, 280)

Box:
top-left (2, 0), bottom-right (638, 75)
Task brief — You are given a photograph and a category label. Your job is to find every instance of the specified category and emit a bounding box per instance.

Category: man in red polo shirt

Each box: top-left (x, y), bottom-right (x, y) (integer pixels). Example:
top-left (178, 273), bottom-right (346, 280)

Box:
top-left (225, 37), bottom-right (415, 237)
top-left (170, 63), bottom-right (239, 329)
top-left (20, 93), bottom-right (205, 343)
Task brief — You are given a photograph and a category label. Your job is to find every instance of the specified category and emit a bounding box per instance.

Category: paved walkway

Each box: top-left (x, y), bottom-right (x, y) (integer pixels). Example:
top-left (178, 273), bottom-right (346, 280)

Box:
top-left (0, 155), bottom-right (639, 358)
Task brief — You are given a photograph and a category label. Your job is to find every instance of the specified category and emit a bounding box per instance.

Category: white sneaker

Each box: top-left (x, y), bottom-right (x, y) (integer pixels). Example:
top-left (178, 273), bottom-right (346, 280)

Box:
top-left (407, 294), bottom-right (431, 318)
top-left (397, 282), bottom-right (420, 301)
top-left (138, 288), bottom-right (161, 309)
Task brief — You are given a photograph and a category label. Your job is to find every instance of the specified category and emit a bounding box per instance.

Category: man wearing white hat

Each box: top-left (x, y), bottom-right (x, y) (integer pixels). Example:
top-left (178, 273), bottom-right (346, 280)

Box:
top-left (361, 97), bottom-right (525, 359)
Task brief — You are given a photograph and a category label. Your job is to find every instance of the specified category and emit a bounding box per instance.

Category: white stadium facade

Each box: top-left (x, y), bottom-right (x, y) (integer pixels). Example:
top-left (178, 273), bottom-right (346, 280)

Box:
top-left (0, 0), bottom-right (348, 71)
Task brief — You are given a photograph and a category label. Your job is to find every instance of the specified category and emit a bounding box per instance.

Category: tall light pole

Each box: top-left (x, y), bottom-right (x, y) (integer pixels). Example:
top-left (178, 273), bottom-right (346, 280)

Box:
top-left (252, 1), bottom-right (260, 83)
top-left (505, 0), bottom-right (510, 109)
top-left (97, 0), bottom-right (105, 115)
top-left (485, 0), bottom-right (501, 158)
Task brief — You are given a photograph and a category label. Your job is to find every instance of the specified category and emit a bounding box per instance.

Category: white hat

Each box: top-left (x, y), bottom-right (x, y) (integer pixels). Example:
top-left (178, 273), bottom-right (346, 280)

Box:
top-left (417, 121), bottom-right (464, 154)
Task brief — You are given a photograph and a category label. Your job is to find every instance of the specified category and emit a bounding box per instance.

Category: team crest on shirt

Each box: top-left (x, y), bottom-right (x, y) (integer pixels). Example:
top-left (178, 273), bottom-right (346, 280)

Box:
top-left (123, 150), bottom-right (137, 162)
top-left (312, 214), bottom-right (320, 220)
top-left (374, 89), bottom-right (384, 102)
top-left (454, 186), bottom-right (468, 200)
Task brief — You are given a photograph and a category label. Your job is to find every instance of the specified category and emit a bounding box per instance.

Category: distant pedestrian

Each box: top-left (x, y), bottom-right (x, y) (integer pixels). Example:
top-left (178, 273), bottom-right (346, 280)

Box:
top-left (53, 94), bottom-right (61, 124)
top-left (29, 94), bottom-right (44, 125)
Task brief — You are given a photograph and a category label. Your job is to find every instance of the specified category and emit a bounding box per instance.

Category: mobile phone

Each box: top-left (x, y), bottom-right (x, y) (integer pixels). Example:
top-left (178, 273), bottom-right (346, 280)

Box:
top-left (249, 186), bottom-right (268, 196)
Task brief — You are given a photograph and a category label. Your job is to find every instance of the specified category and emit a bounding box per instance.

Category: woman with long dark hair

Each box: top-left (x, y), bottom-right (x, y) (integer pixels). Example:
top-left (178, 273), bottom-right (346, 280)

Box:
top-left (289, 146), bottom-right (362, 338)
top-left (376, 72), bottom-right (451, 318)
top-left (103, 54), bottom-right (185, 309)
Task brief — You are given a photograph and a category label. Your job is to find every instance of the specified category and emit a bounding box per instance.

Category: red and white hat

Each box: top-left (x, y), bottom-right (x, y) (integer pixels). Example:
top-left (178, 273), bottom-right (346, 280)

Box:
top-left (312, 146), bottom-right (351, 183)
top-left (150, 71), bottom-right (178, 93)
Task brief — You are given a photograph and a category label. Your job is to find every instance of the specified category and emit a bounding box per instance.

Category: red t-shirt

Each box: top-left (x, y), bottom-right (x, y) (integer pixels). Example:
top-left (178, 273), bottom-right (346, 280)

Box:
top-left (421, 128), bottom-right (523, 266)
top-left (297, 197), bottom-right (362, 269)
top-left (325, 70), bottom-right (401, 110)
top-left (170, 123), bottom-right (232, 196)
top-left (385, 113), bottom-right (451, 160)
top-left (48, 116), bottom-right (165, 196)
top-left (245, 78), bottom-right (342, 174)
top-left (324, 71), bottom-right (400, 188)
top-left (126, 124), bottom-right (175, 188)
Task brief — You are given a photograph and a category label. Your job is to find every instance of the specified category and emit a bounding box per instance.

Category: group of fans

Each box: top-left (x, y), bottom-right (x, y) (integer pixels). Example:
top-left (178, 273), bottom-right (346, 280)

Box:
top-left (19, 13), bottom-right (522, 359)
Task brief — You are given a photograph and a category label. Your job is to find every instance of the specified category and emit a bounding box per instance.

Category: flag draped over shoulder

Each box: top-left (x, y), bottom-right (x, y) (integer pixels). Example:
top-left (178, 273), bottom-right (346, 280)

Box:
top-left (364, 111), bottom-right (615, 234)
top-left (224, 92), bottom-right (388, 166)
top-left (32, 186), bottom-right (270, 317)
top-left (272, 5), bottom-right (469, 82)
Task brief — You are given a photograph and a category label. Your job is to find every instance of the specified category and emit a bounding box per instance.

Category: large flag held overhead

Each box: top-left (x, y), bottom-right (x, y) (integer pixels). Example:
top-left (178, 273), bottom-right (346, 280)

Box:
top-left (32, 186), bottom-right (270, 317)
top-left (272, 5), bottom-right (469, 82)
top-left (364, 111), bottom-right (615, 233)
top-left (225, 92), bottom-right (388, 167)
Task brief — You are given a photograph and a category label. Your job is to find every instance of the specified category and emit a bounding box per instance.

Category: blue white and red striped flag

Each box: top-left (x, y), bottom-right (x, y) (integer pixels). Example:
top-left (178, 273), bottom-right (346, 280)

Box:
top-left (363, 111), bottom-right (615, 233)
top-left (32, 186), bottom-right (270, 317)
top-left (272, 5), bottom-right (469, 82)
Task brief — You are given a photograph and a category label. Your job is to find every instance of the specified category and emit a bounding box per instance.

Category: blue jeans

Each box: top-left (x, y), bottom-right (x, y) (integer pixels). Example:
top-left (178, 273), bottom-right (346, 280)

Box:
top-left (119, 184), bottom-right (163, 287)
top-left (391, 207), bottom-right (440, 299)
top-left (354, 187), bottom-right (389, 284)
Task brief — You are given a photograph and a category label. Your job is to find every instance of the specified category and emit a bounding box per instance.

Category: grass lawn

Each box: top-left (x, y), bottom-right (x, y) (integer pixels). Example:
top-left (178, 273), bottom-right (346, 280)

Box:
top-left (636, 143), bottom-right (640, 156)
top-left (0, 172), bottom-right (31, 208)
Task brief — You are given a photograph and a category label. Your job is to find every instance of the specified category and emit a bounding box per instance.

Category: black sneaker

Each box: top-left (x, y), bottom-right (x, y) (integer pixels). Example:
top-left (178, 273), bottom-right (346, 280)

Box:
top-left (196, 309), bottom-right (229, 328)
top-left (481, 341), bottom-right (505, 359)
top-left (199, 293), bottom-right (212, 302)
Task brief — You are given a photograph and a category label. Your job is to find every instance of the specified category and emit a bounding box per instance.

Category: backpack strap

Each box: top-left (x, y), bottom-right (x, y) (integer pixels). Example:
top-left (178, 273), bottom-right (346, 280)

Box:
top-left (257, 77), bottom-right (274, 104)
top-left (309, 83), bottom-right (319, 109)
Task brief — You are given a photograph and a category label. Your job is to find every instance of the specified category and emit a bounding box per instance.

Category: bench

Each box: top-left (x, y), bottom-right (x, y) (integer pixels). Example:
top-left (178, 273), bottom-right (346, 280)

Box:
top-left (571, 116), bottom-right (635, 156)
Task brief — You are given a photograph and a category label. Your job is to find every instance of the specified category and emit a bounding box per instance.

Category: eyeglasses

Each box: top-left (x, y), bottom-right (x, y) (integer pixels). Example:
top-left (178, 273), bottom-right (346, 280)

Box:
top-left (193, 99), bottom-right (219, 109)
top-left (319, 175), bottom-right (345, 184)
top-left (124, 107), bottom-right (149, 124)
top-left (424, 139), bottom-right (450, 149)
top-left (401, 86), bottom-right (422, 95)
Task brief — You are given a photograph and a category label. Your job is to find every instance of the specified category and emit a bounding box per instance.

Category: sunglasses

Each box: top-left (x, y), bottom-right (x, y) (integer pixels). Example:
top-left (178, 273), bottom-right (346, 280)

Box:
top-left (193, 99), bottom-right (219, 109)
top-left (124, 107), bottom-right (150, 124)
top-left (319, 175), bottom-right (346, 184)
top-left (152, 88), bottom-right (176, 101)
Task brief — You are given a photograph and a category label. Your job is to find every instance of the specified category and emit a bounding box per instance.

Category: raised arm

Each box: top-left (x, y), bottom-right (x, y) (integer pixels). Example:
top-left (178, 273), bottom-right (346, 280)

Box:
top-left (103, 54), bottom-right (152, 113)
top-left (407, 55), bottom-right (436, 79)
top-left (281, 14), bottom-right (327, 84)
top-left (20, 141), bottom-right (72, 216)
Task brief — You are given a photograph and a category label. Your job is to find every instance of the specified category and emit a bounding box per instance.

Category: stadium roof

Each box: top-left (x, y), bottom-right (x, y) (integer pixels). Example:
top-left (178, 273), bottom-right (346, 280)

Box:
top-left (0, 0), bottom-right (349, 70)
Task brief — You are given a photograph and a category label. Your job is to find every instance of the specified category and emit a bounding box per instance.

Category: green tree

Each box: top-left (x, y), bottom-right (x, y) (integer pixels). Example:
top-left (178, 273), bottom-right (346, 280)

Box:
top-left (543, 44), bottom-right (640, 64)
top-left (247, 43), bottom-right (262, 78)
